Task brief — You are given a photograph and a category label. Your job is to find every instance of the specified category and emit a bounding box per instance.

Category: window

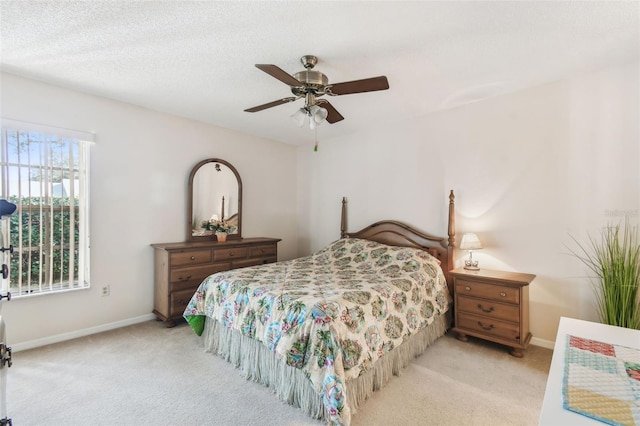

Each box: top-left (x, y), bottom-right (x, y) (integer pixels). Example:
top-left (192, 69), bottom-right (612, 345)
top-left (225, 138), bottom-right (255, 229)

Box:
top-left (1, 120), bottom-right (91, 296)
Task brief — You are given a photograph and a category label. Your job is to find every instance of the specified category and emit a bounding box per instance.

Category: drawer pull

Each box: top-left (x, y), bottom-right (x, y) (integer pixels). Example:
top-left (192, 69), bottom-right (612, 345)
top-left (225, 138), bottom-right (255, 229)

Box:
top-left (499, 292), bottom-right (507, 297)
top-left (229, 252), bottom-right (235, 257)
top-left (477, 321), bottom-right (494, 331)
top-left (465, 286), bottom-right (471, 291)
top-left (190, 256), bottom-right (195, 261)
top-left (477, 304), bottom-right (494, 313)
top-left (261, 249), bottom-right (266, 253)
top-left (179, 275), bottom-right (192, 281)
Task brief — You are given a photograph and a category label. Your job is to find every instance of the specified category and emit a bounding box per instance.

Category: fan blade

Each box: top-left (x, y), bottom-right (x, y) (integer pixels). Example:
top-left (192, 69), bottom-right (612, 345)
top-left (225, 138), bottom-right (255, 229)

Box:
top-left (318, 101), bottom-right (344, 124)
top-left (328, 76), bottom-right (389, 96)
top-left (255, 64), bottom-right (303, 87)
top-left (244, 97), bottom-right (297, 113)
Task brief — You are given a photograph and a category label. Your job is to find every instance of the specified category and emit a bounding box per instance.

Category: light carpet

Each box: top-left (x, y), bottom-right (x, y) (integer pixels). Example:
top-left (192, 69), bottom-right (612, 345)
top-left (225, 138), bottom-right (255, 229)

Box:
top-left (7, 320), bottom-right (552, 425)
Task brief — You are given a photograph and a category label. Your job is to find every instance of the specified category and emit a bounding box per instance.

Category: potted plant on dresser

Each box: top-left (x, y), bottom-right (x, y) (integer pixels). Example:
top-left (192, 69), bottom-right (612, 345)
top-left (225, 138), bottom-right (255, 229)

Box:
top-left (569, 220), bottom-right (640, 329)
top-left (202, 217), bottom-right (236, 242)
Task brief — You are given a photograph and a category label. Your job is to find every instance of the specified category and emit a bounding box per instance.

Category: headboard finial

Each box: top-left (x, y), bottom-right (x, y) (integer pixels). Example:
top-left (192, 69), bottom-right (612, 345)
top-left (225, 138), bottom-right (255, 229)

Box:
top-left (448, 190), bottom-right (455, 248)
top-left (341, 197), bottom-right (348, 239)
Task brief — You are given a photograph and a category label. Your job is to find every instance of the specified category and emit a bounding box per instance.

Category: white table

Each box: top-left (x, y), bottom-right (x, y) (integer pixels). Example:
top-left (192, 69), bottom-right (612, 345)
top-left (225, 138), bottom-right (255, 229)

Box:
top-left (539, 316), bottom-right (640, 425)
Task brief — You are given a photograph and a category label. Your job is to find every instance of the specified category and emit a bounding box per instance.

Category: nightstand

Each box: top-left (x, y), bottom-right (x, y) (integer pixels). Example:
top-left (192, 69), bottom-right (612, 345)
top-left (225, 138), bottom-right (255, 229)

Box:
top-left (450, 267), bottom-right (535, 357)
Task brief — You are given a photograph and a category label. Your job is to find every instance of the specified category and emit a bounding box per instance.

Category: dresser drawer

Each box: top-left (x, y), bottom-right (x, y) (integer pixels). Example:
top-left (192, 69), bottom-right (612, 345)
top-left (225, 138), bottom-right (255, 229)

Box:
top-left (170, 263), bottom-right (231, 284)
top-left (213, 247), bottom-right (249, 261)
top-left (457, 312), bottom-right (521, 343)
top-left (233, 257), bottom-right (276, 269)
top-left (456, 279), bottom-right (520, 304)
top-left (250, 244), bottom-right (277, 258)
top-left (456, 295), bottom-right (520, 323)
top-left (170, 249), bottom-right (212, 267)
top-left (170, 288), bottom-right (197, 317)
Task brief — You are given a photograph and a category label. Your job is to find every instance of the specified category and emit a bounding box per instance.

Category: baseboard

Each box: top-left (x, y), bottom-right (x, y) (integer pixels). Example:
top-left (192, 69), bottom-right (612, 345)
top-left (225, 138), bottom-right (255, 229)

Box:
top-left (12, 314), bottom-right (557, 353)
top-left (530, 336), bottom-right (554, 350)
top-left (11, 313), bottom-right (157, 352)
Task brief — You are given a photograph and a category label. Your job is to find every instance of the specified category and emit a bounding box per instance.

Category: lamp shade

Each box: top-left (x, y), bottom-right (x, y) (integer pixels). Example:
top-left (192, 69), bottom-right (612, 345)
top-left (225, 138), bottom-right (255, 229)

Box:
top-left (460, 233), bottom-right (482, 250)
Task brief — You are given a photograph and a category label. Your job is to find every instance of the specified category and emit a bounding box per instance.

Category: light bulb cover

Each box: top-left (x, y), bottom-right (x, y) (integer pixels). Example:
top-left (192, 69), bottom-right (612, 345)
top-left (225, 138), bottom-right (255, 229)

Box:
top-left (309, 105), bottom-right (328, 125)
top-left (290, 108), bottom-right (307, 127)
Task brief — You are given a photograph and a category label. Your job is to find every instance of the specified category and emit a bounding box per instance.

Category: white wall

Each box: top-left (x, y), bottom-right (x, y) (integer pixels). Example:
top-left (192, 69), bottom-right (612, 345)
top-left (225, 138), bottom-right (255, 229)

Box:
top-left (297, 62), bottom-right (639, 344)
top-left (0, 72), bottom-right (299, 348)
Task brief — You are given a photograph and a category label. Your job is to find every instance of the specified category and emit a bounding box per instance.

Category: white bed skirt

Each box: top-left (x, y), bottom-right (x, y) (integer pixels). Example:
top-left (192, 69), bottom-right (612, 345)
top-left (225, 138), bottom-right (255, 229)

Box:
top-left (202, 314), bottom-right (449, 423)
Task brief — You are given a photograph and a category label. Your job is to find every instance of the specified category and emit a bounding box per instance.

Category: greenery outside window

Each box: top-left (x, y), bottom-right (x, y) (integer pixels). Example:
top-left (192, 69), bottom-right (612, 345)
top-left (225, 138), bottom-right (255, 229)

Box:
top-left (1, 120), bottom-right (91, 297)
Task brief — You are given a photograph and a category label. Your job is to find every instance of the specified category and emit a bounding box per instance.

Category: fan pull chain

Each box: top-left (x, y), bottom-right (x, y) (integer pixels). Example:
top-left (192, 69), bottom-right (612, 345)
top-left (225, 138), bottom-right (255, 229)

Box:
top-left (314, 127), bottom-right (319, 152)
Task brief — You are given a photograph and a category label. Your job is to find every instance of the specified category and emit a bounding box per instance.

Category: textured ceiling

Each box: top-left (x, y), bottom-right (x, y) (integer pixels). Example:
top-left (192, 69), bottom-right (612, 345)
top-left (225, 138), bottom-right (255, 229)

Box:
top-left (1, 1), bottom-right (638, 146)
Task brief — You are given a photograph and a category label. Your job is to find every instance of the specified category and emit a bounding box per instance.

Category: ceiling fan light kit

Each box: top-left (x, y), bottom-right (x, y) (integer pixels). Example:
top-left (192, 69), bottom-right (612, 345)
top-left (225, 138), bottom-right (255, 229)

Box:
top-left (291, 104), bottom-right (328, 130)
top-left (245, 55), bottom-right (389, 129)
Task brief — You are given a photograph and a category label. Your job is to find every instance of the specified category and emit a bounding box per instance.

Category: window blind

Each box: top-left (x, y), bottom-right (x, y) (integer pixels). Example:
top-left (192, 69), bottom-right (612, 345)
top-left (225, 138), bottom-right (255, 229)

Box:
top-left (0, 120), bottom-right (91, 296)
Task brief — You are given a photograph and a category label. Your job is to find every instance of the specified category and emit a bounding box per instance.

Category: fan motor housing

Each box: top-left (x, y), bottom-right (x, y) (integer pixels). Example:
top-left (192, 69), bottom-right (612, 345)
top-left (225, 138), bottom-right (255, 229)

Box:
top-left (292, 70), bottom-right (328, 95)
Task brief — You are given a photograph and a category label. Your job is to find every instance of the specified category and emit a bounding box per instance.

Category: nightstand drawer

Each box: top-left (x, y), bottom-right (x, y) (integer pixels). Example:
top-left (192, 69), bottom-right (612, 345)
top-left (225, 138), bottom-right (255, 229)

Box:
top-left (456, 279), bottom-right (520, 304)
top-left (170, 249), bottom-right (212, 267)
top-left (456, 295), bottom-right (520, 322)
top-left (457, 312), bottom-right (521, 342)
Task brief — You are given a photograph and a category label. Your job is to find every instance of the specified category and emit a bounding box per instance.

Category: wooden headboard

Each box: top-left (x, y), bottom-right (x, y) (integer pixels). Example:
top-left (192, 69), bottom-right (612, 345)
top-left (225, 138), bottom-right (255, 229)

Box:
top-left (340, 190), bottom-right (456, 294)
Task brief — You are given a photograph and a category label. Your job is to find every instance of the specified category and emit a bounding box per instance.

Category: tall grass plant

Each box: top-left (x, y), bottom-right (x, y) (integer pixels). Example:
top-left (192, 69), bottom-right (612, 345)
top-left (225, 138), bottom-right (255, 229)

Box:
top-left (569, 221), bottom-right (640, 329)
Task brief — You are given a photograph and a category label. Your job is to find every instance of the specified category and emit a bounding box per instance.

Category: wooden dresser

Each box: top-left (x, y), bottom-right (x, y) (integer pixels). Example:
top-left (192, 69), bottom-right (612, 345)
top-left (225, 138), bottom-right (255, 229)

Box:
top-left (451, 267), bottom-right (535, 357)
top-left (151, 237), bottom-right (280, 326)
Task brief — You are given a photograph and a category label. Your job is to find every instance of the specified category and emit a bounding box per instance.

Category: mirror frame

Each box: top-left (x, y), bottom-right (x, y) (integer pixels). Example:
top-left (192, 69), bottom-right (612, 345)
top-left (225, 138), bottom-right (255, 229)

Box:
top-left (187, 158), bottom-right (243, 241)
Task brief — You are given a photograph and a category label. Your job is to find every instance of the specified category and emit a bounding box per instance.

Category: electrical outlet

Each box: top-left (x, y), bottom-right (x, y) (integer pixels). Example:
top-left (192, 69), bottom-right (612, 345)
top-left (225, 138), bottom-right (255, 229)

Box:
top-left (101, 285), bottom-right (110, 296)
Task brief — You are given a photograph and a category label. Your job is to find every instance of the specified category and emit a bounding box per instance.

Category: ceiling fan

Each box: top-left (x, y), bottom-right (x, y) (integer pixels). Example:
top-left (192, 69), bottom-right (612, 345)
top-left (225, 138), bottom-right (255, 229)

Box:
top-left (244, 55), bottom-right (389, 127)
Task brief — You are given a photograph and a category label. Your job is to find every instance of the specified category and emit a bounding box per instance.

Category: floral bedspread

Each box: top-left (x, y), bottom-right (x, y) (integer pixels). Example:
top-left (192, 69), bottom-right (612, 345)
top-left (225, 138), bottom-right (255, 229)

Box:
top-left (184, 238), bottom-right (450, 425)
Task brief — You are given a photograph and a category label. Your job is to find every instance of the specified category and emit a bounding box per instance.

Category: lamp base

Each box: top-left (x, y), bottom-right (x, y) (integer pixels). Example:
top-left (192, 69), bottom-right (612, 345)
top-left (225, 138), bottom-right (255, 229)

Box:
top-left (464, 258), bottom-right (479, 270)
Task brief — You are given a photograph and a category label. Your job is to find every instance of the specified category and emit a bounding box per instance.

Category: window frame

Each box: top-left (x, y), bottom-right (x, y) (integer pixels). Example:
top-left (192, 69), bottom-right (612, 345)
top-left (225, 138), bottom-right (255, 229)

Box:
top-left (1, 119), bottom-right (92, 298)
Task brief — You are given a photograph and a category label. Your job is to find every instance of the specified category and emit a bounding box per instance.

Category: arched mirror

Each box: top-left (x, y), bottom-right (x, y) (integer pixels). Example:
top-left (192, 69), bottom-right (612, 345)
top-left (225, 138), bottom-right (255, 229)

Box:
top-left (188, 158), bottom-right (242, 241)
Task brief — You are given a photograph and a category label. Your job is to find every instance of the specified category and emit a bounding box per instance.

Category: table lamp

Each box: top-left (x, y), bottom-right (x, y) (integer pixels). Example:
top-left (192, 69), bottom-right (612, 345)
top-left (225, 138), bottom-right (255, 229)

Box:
top-left (460, 233), bottom-right (482, 270)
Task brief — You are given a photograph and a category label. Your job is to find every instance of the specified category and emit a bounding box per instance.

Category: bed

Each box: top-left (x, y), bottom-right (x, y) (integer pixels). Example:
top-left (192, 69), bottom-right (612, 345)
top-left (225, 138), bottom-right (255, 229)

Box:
top-left (184, 191), bottom-right (456, 425)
